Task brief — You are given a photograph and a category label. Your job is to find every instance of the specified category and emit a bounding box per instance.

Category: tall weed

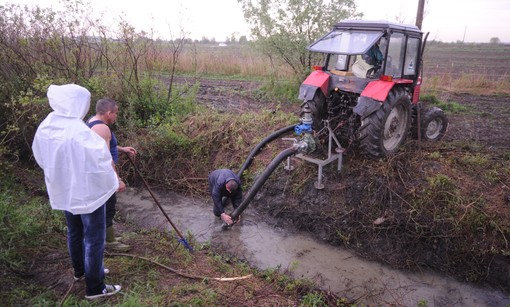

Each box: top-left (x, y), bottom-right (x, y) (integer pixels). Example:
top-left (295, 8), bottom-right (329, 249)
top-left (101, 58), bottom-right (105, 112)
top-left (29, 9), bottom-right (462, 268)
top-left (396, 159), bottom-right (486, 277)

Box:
top-left (122, 76), bottom-right (200, 127)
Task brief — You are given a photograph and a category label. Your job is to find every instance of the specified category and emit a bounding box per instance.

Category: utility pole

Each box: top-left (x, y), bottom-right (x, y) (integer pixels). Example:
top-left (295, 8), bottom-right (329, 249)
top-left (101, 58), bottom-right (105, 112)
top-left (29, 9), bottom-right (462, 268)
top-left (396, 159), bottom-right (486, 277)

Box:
top-left (416, 0), bottom-right (425, 29)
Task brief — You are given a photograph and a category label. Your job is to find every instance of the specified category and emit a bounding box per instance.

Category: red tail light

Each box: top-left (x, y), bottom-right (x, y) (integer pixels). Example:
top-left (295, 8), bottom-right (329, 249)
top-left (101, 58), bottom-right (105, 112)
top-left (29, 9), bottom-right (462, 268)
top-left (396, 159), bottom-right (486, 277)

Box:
top-left (312, 65), bottom-right (323, 71)
top-left (379, 75), bottom-right (393, 82)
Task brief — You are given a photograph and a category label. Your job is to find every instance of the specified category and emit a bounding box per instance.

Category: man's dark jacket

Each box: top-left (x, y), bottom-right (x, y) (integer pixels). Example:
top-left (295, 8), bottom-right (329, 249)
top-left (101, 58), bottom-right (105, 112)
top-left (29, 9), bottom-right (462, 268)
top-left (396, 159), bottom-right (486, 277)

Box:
top-left (208, 169), bottom-right (242, 216)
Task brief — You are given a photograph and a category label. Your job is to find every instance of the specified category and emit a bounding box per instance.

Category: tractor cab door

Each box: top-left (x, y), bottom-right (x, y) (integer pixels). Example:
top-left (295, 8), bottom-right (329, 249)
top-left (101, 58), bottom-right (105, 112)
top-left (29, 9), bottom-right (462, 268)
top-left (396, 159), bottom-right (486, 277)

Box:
top-left (383, 32), bottom-right (421, 80)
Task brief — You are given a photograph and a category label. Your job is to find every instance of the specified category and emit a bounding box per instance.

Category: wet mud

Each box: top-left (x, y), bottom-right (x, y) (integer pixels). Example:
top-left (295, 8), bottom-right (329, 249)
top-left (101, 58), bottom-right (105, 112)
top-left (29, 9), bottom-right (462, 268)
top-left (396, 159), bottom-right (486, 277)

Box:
top-left (117, 187), bottom-right (510, 306)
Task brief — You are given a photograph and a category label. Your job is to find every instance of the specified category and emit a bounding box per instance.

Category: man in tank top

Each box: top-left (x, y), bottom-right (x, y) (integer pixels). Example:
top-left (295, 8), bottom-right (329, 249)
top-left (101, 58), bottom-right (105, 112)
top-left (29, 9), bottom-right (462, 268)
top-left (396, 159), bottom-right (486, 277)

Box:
top-left (87, 98), bottom-right (136, 251)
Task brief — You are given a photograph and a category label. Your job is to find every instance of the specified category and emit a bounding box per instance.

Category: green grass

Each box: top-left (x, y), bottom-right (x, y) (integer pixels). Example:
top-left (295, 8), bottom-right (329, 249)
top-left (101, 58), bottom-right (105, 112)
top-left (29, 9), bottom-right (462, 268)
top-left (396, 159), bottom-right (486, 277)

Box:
top-left (0, 179), bottom-right (66, 305)
top-left (420, 93), bottom-right (470, 114)
top-left (0, 191), bottom-right (65, 270)
top-left (300, 291), bottom-right (328, 307)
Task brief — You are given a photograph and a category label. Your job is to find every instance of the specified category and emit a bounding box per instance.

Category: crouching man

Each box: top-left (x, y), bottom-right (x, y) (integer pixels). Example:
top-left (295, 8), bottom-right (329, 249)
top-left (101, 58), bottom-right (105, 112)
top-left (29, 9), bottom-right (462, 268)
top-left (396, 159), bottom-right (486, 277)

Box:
top-left (208, 169), bottom-right (243, 226)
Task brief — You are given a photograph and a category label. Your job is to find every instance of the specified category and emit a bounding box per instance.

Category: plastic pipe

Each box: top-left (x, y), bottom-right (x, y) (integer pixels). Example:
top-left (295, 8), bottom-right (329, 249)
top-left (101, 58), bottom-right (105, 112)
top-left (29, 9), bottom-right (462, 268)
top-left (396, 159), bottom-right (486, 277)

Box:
top-left (237, 125), bottom-right (296, 179)
top-left (229, 146), bottom-right (299, 223)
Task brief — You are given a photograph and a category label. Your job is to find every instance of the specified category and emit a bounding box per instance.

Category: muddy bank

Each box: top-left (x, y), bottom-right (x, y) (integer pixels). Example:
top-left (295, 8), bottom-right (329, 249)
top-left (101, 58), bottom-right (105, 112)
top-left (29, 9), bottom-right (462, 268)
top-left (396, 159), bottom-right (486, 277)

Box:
top-left (117, 187), bottom-right (510, 306)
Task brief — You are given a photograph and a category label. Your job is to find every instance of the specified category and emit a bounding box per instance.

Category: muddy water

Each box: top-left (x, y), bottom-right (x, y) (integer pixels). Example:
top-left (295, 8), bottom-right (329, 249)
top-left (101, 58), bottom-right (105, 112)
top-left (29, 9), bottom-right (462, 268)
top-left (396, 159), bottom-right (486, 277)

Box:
top-left (117, 188), bottom-right (510, 306)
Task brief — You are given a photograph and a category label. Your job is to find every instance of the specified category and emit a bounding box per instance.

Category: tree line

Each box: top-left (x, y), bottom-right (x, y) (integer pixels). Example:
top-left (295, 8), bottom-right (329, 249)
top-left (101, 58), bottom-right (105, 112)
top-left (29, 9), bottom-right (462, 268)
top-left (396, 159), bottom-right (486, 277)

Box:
top-left (0, 0), bottom-right (361, 171)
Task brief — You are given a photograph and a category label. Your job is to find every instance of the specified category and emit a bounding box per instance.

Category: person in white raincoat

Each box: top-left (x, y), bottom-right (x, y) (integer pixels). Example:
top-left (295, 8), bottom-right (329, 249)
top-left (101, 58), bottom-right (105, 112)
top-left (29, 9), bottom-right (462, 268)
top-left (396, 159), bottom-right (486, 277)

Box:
top-left (32, 84), bottom-right (122, 299)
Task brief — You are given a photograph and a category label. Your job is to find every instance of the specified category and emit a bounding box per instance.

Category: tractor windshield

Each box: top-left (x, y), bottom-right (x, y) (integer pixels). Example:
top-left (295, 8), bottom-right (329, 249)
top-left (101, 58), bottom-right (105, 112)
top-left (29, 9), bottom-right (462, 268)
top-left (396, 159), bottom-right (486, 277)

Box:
top-left (308, 30), bottom-right (383, 55)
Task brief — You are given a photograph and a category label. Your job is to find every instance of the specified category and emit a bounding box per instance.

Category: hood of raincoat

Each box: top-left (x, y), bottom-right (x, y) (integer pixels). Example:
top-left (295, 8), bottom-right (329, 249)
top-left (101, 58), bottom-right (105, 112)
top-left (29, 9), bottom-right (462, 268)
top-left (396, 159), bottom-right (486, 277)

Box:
top-left (47, 84), bottom-right (91, 119)
top-left (32, 84), bottom-right (119, 214)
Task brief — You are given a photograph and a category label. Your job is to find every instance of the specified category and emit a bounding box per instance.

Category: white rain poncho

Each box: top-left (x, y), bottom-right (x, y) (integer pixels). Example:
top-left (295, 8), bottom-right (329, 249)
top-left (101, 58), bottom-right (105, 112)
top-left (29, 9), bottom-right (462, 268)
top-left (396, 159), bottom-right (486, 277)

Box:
top-left (32, 84), bottom-right (119, 214)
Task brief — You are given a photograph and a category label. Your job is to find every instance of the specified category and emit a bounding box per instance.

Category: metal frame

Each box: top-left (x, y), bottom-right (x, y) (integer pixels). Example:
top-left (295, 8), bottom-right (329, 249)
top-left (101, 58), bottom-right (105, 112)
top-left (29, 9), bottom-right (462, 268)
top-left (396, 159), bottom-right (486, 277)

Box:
top-left (290, 121), bottom-right (344, 189)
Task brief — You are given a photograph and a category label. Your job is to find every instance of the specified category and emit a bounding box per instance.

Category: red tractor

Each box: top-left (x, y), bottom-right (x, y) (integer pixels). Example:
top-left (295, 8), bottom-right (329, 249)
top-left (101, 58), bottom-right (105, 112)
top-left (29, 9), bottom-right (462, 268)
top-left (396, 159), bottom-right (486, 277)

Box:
top-left (296, 20), bottom-right (448, 158)
top-left (228, 20), bottom-right (451, 220)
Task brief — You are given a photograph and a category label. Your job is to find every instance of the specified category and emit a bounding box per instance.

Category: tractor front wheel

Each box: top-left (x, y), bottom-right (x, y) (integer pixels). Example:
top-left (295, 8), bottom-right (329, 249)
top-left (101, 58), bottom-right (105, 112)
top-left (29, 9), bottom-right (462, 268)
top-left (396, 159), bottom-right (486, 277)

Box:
top-left (359, 87), bottom-right (411, 158)
top-left (416, 106), bottom-right (448, 141)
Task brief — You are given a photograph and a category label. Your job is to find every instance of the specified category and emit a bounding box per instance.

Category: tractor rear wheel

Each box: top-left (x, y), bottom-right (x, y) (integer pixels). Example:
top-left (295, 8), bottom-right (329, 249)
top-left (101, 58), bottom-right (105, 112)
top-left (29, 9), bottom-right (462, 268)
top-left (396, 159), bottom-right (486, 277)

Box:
top-left (308, 91), bottom-right (327, 131)
top-left (359, 87), bottom-right (411, 158)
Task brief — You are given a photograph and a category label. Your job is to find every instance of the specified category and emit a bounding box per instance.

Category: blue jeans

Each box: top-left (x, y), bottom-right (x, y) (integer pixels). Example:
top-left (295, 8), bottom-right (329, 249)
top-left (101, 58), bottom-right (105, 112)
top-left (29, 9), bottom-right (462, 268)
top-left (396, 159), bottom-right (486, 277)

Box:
top-left (65, 204), bottom-right (106, 296)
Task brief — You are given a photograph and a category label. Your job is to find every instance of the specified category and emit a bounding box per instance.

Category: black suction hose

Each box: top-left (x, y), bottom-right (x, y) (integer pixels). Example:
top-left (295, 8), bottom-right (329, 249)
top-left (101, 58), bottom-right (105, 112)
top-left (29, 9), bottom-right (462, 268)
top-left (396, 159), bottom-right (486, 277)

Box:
top-left (237, 125), bottom-right (295, 179)
top-left (230, 146), bottom-right (298, 222)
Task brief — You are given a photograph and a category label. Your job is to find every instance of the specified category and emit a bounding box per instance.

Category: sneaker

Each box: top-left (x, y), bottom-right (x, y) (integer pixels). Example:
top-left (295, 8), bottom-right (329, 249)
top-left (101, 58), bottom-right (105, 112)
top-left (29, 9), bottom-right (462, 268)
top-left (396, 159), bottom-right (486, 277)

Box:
top-left (74, 268), bottom-right (110, 281)
top-left (85, 284), bottom-right (121, 300)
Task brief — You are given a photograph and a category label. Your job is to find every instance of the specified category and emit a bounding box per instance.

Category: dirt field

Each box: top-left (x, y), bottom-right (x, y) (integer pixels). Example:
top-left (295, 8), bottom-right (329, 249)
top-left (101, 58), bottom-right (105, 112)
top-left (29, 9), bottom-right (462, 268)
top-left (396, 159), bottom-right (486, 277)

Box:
top-left (423, 43), bottom-right (510, 80)
top-left (443, 92), bottom-right (510, 148)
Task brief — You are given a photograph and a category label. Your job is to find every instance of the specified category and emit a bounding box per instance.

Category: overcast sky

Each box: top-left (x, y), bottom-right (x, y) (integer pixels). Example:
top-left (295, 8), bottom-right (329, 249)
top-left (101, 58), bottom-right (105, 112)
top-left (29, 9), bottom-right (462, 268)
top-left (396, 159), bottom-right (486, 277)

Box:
top-left (3, 0), bottom-right (509, 43)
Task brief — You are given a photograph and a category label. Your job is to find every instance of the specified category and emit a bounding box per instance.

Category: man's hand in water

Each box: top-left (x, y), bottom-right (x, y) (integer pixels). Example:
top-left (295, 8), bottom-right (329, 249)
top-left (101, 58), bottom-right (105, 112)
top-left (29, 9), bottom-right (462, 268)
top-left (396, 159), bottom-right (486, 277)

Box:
top-left (220, 213), bottom-right (233, 225)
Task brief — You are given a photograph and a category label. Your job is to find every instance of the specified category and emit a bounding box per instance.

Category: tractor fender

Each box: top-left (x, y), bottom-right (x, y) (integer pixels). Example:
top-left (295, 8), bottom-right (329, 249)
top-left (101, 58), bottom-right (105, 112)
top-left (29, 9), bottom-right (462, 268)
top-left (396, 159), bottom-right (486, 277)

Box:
top-left (360, 80), bottom-right (395, 102)
top-left (353, 95), bottom-right (382, 118)
top-left (354, 80), bottom-right (395, 117)
top-left (298, 70), bottom-right (330, 100)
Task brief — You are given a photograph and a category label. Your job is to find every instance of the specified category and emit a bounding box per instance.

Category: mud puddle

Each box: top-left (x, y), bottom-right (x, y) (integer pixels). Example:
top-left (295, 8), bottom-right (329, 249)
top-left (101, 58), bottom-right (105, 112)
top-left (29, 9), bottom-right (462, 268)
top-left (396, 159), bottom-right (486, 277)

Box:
top-left (117, 187), bottom-right (510, 306)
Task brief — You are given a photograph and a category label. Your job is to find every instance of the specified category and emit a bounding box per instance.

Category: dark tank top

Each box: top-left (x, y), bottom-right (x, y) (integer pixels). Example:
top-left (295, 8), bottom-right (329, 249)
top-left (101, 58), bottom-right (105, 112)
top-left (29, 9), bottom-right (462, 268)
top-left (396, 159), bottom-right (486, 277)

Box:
top-left (86, 119), bottom-right (119, 163)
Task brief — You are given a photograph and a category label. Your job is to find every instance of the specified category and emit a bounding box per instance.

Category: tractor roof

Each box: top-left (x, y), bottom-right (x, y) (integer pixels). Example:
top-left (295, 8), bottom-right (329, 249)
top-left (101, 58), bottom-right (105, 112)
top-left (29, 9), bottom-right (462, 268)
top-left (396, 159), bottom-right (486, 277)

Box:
top-left (334, 20), bottom-right (421, 34)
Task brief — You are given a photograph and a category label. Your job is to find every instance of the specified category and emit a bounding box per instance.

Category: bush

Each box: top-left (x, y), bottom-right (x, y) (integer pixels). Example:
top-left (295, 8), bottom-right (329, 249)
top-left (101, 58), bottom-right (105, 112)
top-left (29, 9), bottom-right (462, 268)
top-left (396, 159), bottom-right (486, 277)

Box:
top-left (1, 76), bottom-right (54, 162)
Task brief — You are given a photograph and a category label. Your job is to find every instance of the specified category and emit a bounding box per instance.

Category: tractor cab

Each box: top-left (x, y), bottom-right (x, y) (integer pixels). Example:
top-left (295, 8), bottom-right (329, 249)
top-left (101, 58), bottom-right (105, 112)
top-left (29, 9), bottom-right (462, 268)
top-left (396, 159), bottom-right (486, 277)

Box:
top-left (305, 20), bottom-right (423, 93)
